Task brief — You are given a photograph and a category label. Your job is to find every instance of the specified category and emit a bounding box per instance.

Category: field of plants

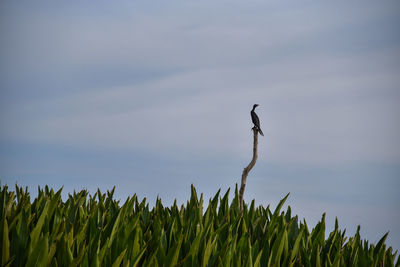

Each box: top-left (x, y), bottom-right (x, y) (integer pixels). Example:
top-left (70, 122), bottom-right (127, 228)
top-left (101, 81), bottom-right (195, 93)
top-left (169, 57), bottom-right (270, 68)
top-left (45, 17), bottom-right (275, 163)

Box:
top-left (0, 184), bottom-right (398, 266)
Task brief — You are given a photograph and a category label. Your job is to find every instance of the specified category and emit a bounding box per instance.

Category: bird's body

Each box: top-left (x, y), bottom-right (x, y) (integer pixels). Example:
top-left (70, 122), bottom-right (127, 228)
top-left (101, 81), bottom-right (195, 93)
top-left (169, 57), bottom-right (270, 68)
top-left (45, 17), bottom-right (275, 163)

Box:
top-left (251, 104), bottom-right (264, 136)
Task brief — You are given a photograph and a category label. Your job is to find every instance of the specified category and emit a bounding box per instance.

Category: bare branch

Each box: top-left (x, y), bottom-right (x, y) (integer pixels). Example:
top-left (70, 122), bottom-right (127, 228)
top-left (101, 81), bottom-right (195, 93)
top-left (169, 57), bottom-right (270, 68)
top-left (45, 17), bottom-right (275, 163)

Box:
top-left (239, 126), bottom-right (259, 212)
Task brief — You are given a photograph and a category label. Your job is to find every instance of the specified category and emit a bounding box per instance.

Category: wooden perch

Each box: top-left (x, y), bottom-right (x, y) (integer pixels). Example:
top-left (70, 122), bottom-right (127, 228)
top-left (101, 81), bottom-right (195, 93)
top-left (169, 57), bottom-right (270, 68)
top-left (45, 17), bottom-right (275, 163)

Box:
top-left (239, 126), bottom-right (259, 212)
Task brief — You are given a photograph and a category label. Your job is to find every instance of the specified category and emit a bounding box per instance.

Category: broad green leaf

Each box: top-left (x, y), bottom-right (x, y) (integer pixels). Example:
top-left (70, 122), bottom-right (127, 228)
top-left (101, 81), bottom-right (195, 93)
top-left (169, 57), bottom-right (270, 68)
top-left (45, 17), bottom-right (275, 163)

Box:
top-left (1, 215), bottom-right (10, 266)
top-left (188, 225), bottom-right (204, 261)
top-left (202, 235), bottom-right (217, 267)
top-left (373, 232), bottom-right (388, 258)
top-left (273, 193), bottom-right (290, 217)
top-left (166, 233), bottom-right (183, 267)
top-left (111, 249), bottom-right (127, 267)
top-left (108, 205), bottom-right (125, 249)
top-left (28, 200), bottom-right (49, 253)
top-left (289, 227), bottom-right (304, 266)
top-left (270, 228), bottom-right (287, 267)
top-left (26, 234), bottom-right (48, 267)
top-left (253, 250), bottom-right (263, 267)
top-left (132, 247), bottom-right (146, 267)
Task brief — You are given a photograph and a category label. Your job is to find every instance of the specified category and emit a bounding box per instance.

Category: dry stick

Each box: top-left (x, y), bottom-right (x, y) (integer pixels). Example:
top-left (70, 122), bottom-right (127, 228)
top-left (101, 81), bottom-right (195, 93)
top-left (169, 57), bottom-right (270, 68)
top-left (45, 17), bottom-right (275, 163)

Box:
top-left (239, 127), bottom-right (259, 212)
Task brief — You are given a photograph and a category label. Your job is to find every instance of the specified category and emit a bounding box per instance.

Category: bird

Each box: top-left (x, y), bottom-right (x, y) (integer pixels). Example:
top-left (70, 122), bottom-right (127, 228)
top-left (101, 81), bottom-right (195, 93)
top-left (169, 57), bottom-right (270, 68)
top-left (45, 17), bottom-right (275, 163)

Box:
top-left (251, 104), bottom-right (264, 136)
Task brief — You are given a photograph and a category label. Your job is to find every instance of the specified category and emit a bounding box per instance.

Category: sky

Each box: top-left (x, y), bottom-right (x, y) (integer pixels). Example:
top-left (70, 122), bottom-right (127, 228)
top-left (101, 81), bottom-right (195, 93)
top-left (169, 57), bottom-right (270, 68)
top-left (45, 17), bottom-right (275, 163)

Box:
top-left (1, 0), bottom-right (400, 251)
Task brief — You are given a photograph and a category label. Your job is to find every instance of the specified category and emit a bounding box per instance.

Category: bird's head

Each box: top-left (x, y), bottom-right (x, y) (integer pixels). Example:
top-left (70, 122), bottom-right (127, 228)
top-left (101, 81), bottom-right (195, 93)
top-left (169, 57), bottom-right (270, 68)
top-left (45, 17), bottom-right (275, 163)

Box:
top-left (253, 104), bottom-right (259, 109)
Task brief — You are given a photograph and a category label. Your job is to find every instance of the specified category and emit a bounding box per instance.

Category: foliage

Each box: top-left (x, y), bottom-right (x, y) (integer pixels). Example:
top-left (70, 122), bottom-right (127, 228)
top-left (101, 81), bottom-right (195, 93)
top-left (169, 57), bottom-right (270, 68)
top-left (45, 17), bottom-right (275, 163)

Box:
top-left (0, 184), bottom-right (398, 266)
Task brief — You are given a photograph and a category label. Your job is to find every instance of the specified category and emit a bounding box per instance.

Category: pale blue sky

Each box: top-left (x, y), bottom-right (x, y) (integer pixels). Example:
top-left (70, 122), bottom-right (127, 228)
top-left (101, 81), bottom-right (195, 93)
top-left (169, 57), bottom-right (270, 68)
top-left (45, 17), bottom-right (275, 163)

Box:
top-left (1, 1), bottom-right (399, 251)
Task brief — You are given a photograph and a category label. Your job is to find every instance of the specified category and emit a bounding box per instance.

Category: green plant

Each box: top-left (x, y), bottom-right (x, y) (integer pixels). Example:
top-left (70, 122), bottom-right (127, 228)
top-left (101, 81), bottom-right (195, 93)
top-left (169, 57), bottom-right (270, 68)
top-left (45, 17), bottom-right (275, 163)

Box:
top-left (0, 184), bottom-right (398, 266)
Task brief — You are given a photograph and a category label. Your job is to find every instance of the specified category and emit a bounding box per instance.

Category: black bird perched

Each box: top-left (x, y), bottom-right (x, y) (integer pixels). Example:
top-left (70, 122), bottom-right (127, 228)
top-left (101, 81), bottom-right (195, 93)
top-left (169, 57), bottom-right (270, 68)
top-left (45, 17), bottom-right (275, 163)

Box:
top-left (251, 104), bottom-right (264, 136)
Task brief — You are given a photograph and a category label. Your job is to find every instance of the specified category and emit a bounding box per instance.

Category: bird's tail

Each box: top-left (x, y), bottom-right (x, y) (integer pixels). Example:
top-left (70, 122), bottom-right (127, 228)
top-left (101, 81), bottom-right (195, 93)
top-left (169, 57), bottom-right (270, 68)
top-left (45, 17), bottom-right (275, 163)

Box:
top-left (258, 127), bottom-right (264, 136)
